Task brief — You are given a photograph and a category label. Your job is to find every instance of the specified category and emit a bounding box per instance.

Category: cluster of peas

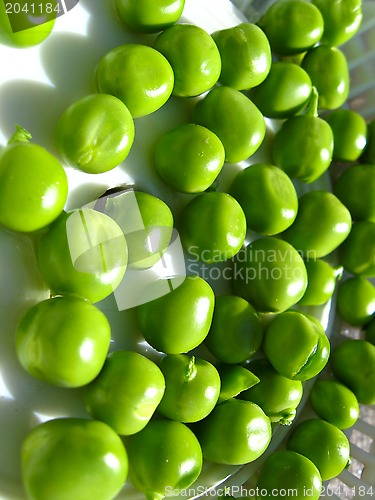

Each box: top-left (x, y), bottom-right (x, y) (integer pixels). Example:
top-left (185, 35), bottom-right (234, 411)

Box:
top-left (1, 0), bottom-right (375, 499)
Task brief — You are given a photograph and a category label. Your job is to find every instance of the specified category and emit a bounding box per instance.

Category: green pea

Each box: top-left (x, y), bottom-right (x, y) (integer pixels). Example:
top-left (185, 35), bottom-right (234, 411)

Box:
top-left (298, 259), bottom-right (339, 307)
top-left (258, 0), bottom-right (324, 56)
top-left (337, 276), bottom-right (375, 326)
top-left (310, 379), bottom-right (360, 430)
top-left (230, 163), bottom-right (298, 235)
top-left (325, 109), bottom-right (367, 162)
top-left (233, 237), bottom-right (308, 313)
top-left (263, 311), bottom-right (330, 381)
top-left (211, 22), bottom-right (271, 90)
top-left (154, 23), bottom-right (221, 97)
top-left (249, 61), bottom-right (312, 119)
top-left (333, 164), bottom-right (375, 223)
top-left (204, 295), bottom-right (263, 364)
top-left (96, 43), bottom-right (174, 118)
top-left (338, 221), bottom-right (375, 277)
top-left (271, 88), bottom-right (334, 184)
top-left (56, 94), bottom-right (135, 174)
top-left (178, 192), bottom-right (247, 264)
top-left (83, 350), bottom-right (165, 435)
top-left (192, 85), bottom-right (266, 163)
top-left (312, 0), bottom-right (362, 47)
top-left (114, 0), bottom-right (185, 33)
top-left (282, 191), bottom-right (352, 258)
top-left (301, 45), bottom-right (349, 110)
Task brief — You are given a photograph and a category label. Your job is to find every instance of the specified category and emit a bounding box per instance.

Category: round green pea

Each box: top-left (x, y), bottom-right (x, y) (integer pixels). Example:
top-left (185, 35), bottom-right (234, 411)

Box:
top-left (114, 0), bottom-right (185, 33)
top-left (249, 61), bottom-right (312, 119)
top-left (325, 109), bottom-right (367, 162)
top-left (263, 311), bottom-right (330, 381)
top-left (338, 221), bottom-right (375, 277)
top-left (204, 295), bottom-right (263, 364)
top-left (211, 22), bottom-right (271, 90)
top-left (230, 163), bottom-right (298, 235)
top-left (154, 123), bottom-right (225, 193)
top-left (301, 45), bottom-right (349, 110)
top-left (298, 259), bottom-right (338, 307)
top-left (154, 23), bottom-right (221, 97)
top-left (337, 276), bottom-right (375, 326)
top-left (178, 192), bottom-right (247, 264)
top-left (333, 164), bottom-right (375, 223)
top-left (282, 191), bottom-right (352, 259)
top-left (56, 93), bottom-right (135, 174)
top-left (83, 350), bottom-right (165, 435)
top-left (233, 237), bottom-right (308, 313)
top-left (258, 0), bottom-right (324, 56)
top-left (96, 43), bottom-right (174, 118)
top-left (192, 85), bottom-right (266, 163)
top-left (310, 379), bottom-right (359, 430)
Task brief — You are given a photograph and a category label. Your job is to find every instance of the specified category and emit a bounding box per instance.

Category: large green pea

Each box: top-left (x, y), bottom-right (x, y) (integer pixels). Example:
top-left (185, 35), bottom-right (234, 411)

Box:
top-left (282, 191), bottom-right (352, 259)
top-left (249, 61), bottom-right (312, 119)
top-left (233, 237), bottom-right (308, 313)
top-left (338, 221), bottom-right (375, 277)
top-left (211, 22), bottom-right (271, 90)
top-left (301, 45), bottom-right (349, 110)
top-left (192, 86), bottom-right (266, 163)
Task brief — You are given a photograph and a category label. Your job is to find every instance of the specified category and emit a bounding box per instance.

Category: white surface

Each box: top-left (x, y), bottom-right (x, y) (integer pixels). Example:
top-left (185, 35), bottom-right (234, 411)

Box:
top-left (0, 1), bottom-right (334, 499)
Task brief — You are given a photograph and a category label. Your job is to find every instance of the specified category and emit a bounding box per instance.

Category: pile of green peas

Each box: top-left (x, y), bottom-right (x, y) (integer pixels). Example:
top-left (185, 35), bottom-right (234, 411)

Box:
top-left (1, 0), bottom-right (375, 499)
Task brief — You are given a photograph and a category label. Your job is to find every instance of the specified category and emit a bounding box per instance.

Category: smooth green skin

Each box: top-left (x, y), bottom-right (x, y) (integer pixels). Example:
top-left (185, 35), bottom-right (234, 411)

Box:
top-left (195, 399), bottom-right (272, 465)
top-left (240, 359), bottom-right (303, 425)
top-left (56, 94), bottom-right (135, 174)
top-left (282, 191), bottom-right (352, 259)
top-left (233, 237), bottom-right (308, 313)
top-left (192, 86), bottom-right (266, 163)
top-left (84, 350), bottom-right (165, 435)
top-left (325, 109), bottom-right (367, 162)
top-left (248, 61), bottom-right (312, 119)
top-left (109, 190), bottom-right (174, 269)
top-left (0, 0), bottom-right (55, 47)
top-left (337, 276), bottom-right (375, 326)
top-left (16, 296), bottom-right (111, 388)
top-left (154, 24), bottom-right (221, 97)
top-left (312, 0), bottom-right (362, 47)
top-left (365, 316), bottom-right (375, 345)
top-left (157, 354), bottom-right (220, 423)
top-left (301, 46), bottom-right (349, 110)
top-left (218, 364), bottom-right (260, 403)
top-left (127, 419), bottom-right (202, 499)
top-left (136, 275), bottom-right (215, 354)
top-left (0, 130), bottom-right (68, 233)
top-left (271, 114), bottom-right (334, 184)
top-left (204, 295), bottom-right (263, 364)
top-left (22, 418), bottom-right (128, 500)
top-left (287, 418), bottom-right (350, 481)
top-left (230, 163), bottom-right (298, 235)
top-left (365, 119), bottom-right (375, 164)
top-left (338, 221), bottom-right (375, 277)
top-left (298, 259), bottom-right (338, 306)
top-left (331, 339), bottom-right (375, 405)
top-left (310, 379), bottom-right (359, 430)
top-left (114, 0), bottom-right (185, 33)
top-left (96, 44), bottom-right (174, 118)
top-left (263, 311), bottom-right (330, 381)
top-left (211, 23), bottom-right (271, 90)
top-left (178, 192), bottom-right (247, 264)
top-left (256, 450), bottom-right (322, 500)
top-left (37, 209), bottom-right (128, 303)
top-left (333, 164), bottom-right (375, 223)
top-left (154, 123), bottom-right (225, 194)
top-left (258, 0), bottom-right (324, 56)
